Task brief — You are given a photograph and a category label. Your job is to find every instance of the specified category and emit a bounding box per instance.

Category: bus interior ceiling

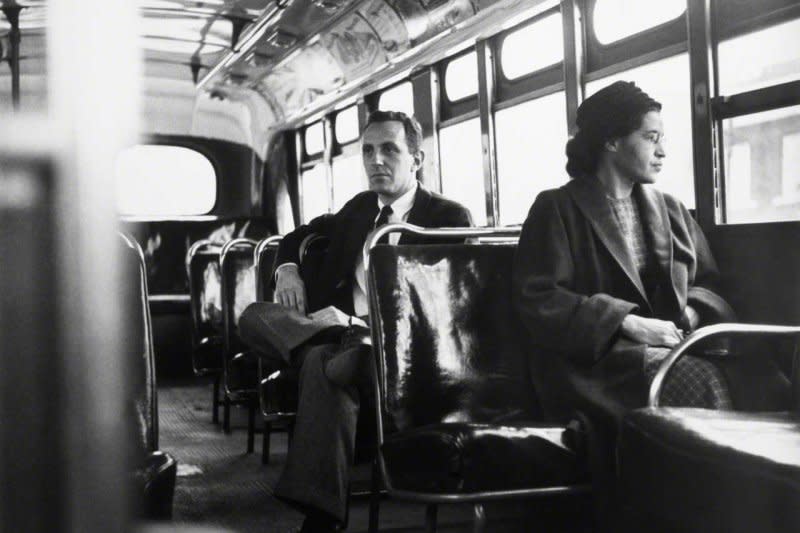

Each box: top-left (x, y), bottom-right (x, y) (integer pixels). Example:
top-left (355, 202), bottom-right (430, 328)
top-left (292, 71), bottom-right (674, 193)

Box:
top-left (2, 0), bottom-right (800, 531)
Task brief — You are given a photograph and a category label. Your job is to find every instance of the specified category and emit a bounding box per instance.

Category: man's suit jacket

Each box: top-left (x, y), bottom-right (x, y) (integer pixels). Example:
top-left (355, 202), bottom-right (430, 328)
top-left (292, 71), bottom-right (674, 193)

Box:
top-left (512, 177), bottom-right (733, 424)
top-left (276, 182), bottom-right (473, 315)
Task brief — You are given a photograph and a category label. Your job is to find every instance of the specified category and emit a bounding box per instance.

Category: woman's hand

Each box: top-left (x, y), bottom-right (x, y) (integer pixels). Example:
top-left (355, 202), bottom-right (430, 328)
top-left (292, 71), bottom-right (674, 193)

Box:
top-left (620, 314), bottom-right (684, 347)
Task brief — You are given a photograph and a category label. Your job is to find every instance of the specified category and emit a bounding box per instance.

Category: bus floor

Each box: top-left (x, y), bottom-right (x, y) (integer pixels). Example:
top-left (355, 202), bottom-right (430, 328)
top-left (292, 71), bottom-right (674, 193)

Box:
top-left (157, 378), bottom-right (594, 533)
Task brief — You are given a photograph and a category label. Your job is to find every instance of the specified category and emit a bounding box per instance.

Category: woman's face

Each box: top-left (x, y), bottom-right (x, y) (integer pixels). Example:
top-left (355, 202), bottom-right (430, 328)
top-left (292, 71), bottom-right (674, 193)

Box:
top-left (609, 110), bottom-right (666, 184)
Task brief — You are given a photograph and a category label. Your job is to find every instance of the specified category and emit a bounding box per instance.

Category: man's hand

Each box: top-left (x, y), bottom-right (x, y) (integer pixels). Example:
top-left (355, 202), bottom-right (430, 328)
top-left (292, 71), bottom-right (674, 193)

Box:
top-left (620, 314), bottom-right (684, 348)
top-left (274, 264), bottom-right (307, 314)
top-left (308, 306), bottom-right (367, 328)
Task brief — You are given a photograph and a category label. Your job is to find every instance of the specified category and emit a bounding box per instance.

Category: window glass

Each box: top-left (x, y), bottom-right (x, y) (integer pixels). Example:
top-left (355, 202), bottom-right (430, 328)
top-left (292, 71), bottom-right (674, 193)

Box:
top-left (722, 105), bottom-right (800, 224)
top-left (305, 121), bottom-right (325, 156)
top-left (445, 51), bottom-right (478, 102)
top-left (501, 13), bottom-right (563, 80)
top-left (593, 0), bottom-right (685, 44)
top-left (335, 106), bottom-right (360, 145)
top-left (496, 92), bottom-right (567, 225)
top-left (379, 82), bottom-right (415, 116)
top-left (115, 144), bottom-right (216, 216)
top-left (718, 18), bottom-right (800, 95)
top-left (332, 154), bottom-right (366, 211)
top-left (301, 163), bottom-right (329, 222)
top-left (586, 53), bottom-right (694, 208)
top-left (439, 117), bottom-right (486, 225)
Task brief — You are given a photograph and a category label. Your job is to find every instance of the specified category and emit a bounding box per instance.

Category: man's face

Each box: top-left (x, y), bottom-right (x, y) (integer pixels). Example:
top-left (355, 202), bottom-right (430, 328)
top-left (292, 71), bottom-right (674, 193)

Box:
top-left (361, 120), bottom-right (422, 202)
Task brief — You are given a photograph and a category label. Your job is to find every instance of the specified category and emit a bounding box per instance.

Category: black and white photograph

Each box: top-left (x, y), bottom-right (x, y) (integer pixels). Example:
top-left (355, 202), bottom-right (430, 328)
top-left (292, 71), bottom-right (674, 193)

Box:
top-left (1, 1), bottom-right (799, 532)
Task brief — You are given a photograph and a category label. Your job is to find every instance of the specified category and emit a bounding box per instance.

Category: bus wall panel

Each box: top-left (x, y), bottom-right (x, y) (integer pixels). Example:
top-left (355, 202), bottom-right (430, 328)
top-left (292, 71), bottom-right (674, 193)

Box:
top-left (708, 224), bottom-right (800, 325)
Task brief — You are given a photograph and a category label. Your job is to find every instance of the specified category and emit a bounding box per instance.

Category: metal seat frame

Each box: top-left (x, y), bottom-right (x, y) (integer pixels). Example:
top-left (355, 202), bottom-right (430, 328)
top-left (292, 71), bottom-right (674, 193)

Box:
top-left (220, 237), bottom-right (259, 451)
top-left (185, 238), bottom-right (225, 423)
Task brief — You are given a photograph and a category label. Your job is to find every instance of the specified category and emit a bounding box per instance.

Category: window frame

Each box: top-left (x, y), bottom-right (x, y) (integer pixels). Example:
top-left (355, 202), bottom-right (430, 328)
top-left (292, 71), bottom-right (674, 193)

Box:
top-left (584, 0), bottom-right (688, 76)
top-left (332, 105), bottom-right (360, 149)
top-left (493, 6), bottom-right (565, 104)
top-left (438, 46), bottom-right (480, 124)
top-left (115, 142), bottom-right (220, 217)
top-left (687, 0), bottom-right (800, 228)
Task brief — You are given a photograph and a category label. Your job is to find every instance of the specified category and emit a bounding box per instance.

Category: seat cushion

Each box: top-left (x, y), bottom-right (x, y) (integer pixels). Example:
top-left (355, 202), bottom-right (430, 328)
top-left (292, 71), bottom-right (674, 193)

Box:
top-left (619, 408), bottom-right (800, 533)
top-left (381, 422), bottom-right (587, 493)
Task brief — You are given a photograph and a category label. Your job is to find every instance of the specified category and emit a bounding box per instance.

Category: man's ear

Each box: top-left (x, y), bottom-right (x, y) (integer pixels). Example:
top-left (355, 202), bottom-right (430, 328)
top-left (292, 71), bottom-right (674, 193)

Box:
top-left (413, 150), bottom-right (425, 170)
top-left (604, 138), bottom-right (619, 153)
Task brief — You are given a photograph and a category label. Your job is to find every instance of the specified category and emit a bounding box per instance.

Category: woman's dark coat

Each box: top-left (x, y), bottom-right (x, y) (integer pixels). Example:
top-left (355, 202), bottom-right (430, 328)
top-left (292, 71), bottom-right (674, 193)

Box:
top-left (512, 177), bottom-right (734, 425)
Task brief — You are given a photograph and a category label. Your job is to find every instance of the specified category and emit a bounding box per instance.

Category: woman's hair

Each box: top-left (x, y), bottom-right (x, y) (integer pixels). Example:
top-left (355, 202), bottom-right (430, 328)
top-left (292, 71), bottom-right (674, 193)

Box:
top-left (565, 81), bottom-right (662, 179)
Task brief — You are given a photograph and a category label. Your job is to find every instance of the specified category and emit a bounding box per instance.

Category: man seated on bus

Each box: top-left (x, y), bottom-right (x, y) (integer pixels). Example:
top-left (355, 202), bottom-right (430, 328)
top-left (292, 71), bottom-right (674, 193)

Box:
top-left (239, 110), bottom-right (472, 532)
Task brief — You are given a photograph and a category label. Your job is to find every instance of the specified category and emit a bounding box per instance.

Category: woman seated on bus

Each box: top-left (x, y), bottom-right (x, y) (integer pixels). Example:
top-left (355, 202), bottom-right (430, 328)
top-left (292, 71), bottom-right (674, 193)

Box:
top-left (513, 80), bottom-right (791, 426)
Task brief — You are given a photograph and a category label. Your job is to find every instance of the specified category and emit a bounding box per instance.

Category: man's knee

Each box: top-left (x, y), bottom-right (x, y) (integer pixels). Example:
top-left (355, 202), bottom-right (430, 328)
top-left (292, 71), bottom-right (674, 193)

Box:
top-left (323, 343), bottom-right (373, 388)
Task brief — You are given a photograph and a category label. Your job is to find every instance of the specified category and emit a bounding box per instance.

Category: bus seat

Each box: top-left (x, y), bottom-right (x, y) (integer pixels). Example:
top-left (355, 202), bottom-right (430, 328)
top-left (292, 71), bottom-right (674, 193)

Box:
top-left (618, 324), bottom-right (800, 533)
top-left (365, 227), bottom-right (591, 533)
top-left (256, 233), bottom-right (328, 464)
top-left (185, 239), bottom-right (224, 423)
top-left (253, 235), bottom-right (296, 464)
top-left (298, 232), bottom-right (331, 313)
top-left (220, 238), bottom-right (259, 452)
top-left (121, 233), bottom-right (177, 520)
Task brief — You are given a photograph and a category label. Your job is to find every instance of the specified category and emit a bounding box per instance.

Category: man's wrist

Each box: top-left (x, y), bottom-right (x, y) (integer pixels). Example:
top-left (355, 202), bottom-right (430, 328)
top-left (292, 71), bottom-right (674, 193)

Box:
top-left (275, 262), bottom-right (299, 282)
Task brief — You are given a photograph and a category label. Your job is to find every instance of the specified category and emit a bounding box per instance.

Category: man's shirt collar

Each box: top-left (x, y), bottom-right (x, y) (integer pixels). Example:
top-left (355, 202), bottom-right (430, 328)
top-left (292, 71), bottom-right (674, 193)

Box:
top-left (377, 182), bottom-right (417, 221)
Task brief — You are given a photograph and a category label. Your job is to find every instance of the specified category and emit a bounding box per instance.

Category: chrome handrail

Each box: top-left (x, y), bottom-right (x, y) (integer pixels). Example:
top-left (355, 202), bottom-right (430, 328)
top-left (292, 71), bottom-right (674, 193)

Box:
top-left (649, 322), bottom-right (800, 407)
top-left (184, 238), bottom-right (215, 283)
top-left (219, 238), bottom-right (258, 396)
top-left (363, 222), bottom-right (521, 273)
top-left (254, 235), bottom-right (283, 302)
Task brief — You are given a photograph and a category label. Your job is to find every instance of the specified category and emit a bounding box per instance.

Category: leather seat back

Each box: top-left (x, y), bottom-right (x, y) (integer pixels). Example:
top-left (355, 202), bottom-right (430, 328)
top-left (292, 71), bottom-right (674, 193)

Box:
top-left (220, 239), bottom-right (257, 357)
top-left (255, 237), bottom-right (282, 302)
top-left (368, 243), bottom-right (541, 433)
top-left (121, 235), bottom-right (158, 456)
top-left (187, 242), bottom-right (222, 339)
top-left (299, 233), bottom-right (331, 313)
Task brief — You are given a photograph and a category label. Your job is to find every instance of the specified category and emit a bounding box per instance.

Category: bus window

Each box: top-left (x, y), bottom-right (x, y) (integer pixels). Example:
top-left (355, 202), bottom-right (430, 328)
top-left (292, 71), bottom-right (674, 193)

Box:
top-left (301, 163), bottom-right (329, 221)
top-left (335, 106), bottom-right (360, 145)
top-left (718, 18), bottom-right (800, 95)
top-left (500, 13), bottom-right (563, 80)
top-left (379, 82), bottom-right (414, 116)
top-left (496, 91), bottom-right (567, 225)
top-left (722, 105), bottom-right (800, 224)
top-left (444, 51), bottom-right (478, 102)
top-left (592, 0), bottom-right (685, 44)
top-left (439, 117), bottom-right (486, 225)
top-left (115, 144), bottom-right (216, 216)
top-left (586, 53), bottom-right (694, 208)
top-left (305, 121), bottom-right (325, 156)
top-left (332, 153), bottom-right (365, 211)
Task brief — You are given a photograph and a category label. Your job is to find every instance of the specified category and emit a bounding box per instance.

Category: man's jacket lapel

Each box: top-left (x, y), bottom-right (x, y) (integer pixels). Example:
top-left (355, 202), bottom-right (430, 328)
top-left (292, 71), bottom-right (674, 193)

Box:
top-left (332, 193), bottom-right (378, 288)
top-left (400, 183), bottom-right (432, 244)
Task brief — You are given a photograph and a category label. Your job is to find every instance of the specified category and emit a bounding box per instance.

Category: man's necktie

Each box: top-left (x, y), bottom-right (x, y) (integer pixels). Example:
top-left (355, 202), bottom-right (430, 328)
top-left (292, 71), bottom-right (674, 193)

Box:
top-left (374, 204), bottom-right (393, 244)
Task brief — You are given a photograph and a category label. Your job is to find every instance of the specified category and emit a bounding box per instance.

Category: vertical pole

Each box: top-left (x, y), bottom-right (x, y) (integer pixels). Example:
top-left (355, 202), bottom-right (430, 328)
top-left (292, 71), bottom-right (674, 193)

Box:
top-left (1, 5), bottom-right (22, 110)
top-left (49, 0), bottom-right (141, 530)
top-left (476, 40), bottom-right (498, 227)
top-left (687, 0), bottom-right (719, 231)
top-left (562, 0), bottom-right (585, 135)
top-left (411, 69), bottom-right (441, 192)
